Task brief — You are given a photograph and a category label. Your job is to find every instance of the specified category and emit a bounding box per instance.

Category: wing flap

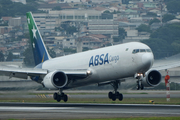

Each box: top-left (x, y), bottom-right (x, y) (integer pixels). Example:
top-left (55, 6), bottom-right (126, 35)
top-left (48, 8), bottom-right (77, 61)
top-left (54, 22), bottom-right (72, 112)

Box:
top-left (0, 66), bottom-right (48, 79)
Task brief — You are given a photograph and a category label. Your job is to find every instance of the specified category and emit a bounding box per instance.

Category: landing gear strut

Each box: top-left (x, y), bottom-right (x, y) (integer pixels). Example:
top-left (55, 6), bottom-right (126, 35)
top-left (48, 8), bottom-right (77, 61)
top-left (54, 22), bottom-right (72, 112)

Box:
top-left (108, 80), bottom-right (123, 101)
top-left (53, 89), bottom-right (68, 102)
top-left (136, 74), bottom-right (144, 90)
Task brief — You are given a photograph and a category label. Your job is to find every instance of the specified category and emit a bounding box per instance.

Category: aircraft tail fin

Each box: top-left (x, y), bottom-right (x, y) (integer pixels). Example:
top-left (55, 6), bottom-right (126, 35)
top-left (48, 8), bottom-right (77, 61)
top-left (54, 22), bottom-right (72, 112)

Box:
top-left (26, 12), bottom-right (51, 65)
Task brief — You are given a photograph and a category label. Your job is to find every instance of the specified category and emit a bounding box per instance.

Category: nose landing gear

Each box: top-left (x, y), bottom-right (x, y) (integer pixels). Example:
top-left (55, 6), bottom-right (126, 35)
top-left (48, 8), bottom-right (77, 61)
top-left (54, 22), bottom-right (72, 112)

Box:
top-left (136, 80), bottom-right (144, 90)
top-left (135, 73), bottom-right (144, 90)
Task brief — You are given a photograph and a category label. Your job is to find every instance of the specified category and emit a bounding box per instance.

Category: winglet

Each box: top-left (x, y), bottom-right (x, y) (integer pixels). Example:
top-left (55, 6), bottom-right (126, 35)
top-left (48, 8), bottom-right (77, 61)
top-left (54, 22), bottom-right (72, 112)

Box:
top-left (26, 12), bottom-right (51, 65)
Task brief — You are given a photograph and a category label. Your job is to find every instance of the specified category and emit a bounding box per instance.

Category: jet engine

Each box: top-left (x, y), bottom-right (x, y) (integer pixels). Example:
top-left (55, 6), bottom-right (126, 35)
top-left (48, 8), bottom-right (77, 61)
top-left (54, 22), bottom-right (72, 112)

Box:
top-left (141, 70), bottom-right (162, 87)
top-left (42, 71), bottom-right (68, 90)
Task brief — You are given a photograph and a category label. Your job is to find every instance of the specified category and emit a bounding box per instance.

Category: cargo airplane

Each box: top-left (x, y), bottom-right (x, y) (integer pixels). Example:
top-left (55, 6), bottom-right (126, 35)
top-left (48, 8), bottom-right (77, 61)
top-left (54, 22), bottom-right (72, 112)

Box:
top-left (0, 12), bottom-right (178, 102)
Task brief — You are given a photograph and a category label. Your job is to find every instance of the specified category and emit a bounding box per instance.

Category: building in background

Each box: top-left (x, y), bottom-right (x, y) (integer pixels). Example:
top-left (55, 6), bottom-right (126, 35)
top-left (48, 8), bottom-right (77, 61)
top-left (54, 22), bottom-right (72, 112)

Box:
top-left (11, 0), bottom-right (26, 4)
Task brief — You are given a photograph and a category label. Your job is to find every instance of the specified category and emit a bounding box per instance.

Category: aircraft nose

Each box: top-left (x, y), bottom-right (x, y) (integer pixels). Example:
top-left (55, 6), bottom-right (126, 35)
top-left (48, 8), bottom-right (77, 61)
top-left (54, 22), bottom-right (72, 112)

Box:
top-left (142, 53), bottom-right (154, 69)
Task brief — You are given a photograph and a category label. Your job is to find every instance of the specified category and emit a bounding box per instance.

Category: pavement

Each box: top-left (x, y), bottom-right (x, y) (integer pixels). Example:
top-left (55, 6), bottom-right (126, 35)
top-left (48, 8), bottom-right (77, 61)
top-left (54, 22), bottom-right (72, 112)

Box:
top-left (0, 90), bottom-right (180, 119)
top-left (0, 103), bottom-right (180, 119)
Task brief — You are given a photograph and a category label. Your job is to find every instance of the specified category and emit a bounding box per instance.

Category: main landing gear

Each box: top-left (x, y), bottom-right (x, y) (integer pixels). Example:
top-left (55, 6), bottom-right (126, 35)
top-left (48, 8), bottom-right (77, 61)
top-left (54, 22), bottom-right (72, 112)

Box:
top-left (53, 89), bottom-right (68, 102)
top-left (108, 80), bottom-right (123, 101)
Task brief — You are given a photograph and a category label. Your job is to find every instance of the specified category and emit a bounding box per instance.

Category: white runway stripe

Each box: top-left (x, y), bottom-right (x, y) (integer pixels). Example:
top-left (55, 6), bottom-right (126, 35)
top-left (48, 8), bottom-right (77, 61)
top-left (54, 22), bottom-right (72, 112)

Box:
top-left (0, 107), bottom-right (78, 110)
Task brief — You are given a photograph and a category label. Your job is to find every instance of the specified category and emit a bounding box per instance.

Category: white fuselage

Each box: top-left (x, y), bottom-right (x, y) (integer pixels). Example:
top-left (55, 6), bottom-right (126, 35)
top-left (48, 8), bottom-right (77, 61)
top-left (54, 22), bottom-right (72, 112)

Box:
top-left (41, 42), bottom-right (154, 89)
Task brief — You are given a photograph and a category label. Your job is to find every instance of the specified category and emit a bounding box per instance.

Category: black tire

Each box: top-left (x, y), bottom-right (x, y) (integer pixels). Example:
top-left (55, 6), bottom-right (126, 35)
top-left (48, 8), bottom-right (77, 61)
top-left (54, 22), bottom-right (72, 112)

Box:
top-left (108, 92), bottom-right (113, 99)
top-left (53, 92), bottom-right (58, 100)
top-left (118, 93), bottom-right (123, 101)
top-left (112, 94), bottom-right (116, 101)
top-left (116, 92), bottom-right (120, 97)
top-left (57, 95), bottom-right (61, 102)
top-left (63, 94), bottom-right (68, 102)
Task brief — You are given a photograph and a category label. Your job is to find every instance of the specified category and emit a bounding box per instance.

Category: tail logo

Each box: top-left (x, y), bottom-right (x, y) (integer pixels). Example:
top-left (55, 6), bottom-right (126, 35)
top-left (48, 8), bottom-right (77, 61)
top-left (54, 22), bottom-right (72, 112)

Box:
top-left (26, 12), bottom-right (51, 65)
top-left (42, 53), bottom-right (45, 63)
top-left (32, 25), bottom-right (37, 39)
top-left (27, 18), bottom-right (31, 24)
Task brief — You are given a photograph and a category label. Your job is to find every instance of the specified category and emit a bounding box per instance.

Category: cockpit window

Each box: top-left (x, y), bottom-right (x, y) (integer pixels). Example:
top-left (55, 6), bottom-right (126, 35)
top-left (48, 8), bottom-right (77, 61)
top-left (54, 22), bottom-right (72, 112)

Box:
top-left (146, 49), bottom-right (152, 52)
top-left (140, 49), bottom-right (146, 52)
top-left (132, 49), bottom-right (139, 54)
top-left (132, 49), bottom-right (152, 54)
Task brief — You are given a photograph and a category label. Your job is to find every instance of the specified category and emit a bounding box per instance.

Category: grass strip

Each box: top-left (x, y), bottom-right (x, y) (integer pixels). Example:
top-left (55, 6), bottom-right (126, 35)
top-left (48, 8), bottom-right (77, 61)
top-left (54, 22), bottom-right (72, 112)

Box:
top-left (7, 117), bottom-right (180, 120)
top-left (0, 97), bottom-right (180, 105)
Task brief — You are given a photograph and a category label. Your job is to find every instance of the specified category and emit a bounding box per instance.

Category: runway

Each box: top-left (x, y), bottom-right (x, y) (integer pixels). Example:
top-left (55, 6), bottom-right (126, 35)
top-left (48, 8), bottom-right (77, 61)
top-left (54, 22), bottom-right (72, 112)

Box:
top-left (0, 103), bottom-right (180, 119)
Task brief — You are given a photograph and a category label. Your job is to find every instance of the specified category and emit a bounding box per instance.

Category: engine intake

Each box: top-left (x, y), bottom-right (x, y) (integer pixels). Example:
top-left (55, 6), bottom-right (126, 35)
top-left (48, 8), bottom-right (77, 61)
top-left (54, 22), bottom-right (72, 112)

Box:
top-left (142, 70), bottom-right (162, 87)
top-left (42, 71), bottom-right (68, 90)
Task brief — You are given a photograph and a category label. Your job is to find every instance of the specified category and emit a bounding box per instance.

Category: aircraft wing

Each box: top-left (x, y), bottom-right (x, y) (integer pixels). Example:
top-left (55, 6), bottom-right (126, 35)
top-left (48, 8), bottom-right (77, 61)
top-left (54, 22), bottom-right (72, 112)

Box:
top-left (151, 55), bottom-right (180, 71)
top-left (0, 66), bottom-right (48, 79)
top-left (152, 61), bottom-right (180, 71)
top-left (0, 66), bottom-right (88, 80)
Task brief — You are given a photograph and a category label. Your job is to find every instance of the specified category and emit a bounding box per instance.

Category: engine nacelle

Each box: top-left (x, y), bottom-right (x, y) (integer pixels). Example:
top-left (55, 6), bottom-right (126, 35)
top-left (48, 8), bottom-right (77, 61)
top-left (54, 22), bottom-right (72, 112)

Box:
top-left (142, 70), bottom-right (162, 87)
top-left (42, 71), bottom-right (68, 90)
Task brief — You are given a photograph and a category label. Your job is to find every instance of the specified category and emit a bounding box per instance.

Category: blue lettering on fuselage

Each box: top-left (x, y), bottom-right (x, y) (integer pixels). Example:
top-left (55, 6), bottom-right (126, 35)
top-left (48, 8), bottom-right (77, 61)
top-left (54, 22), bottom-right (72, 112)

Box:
top-left (89, 53), bottom-right (119, 67)
top-left (104, 53), bottom-right (109, 64)
top-left (89, 56), bottom-right (94, 66)
top-left (94, 55), bottom-right (99, 66)
top-left (109, 55), bottom-right (119, 63)
top-left (99, 54), bottom-right (104, 65)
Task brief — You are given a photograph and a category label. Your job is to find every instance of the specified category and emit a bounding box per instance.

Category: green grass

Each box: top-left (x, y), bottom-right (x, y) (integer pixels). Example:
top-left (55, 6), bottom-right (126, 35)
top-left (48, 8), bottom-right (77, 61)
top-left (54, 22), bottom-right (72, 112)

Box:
top-left (6, 117), bottom-right (180, 120)
top-left (68, 98), bottom-right (180, 104)
top-left (0, 97), bottom-right (180, 105)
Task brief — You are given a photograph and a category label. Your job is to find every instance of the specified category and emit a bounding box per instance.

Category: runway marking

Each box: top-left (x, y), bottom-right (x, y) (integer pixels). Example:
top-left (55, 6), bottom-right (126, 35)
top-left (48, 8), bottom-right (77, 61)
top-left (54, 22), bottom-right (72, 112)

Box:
top-left (0, 107), bottom-right (79, 110)
top-left (0, 103), bottom-right (180, 117)
top-left (72, 110), bottom-right (180, 115)
top-left (0, 106), bottom-right (179, 116)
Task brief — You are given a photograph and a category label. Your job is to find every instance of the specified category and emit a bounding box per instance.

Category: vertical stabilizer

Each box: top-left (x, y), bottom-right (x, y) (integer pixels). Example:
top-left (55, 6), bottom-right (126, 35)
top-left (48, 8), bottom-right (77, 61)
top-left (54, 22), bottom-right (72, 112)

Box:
top-left (26, 12), bottom-right (51, 65)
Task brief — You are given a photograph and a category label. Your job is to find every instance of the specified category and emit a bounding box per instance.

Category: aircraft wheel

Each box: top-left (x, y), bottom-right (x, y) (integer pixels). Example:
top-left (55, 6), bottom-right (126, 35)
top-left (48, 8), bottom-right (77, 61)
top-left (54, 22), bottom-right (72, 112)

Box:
top-left (112, 94), bottom-right (116, 101)
top-left (63, 94), bottom-right (68, 102)
top-left (108, 92), bottom-right (113, 99)
top-left (53, 92), bottom-right (58, 100)
top-left (118, 93), bottom-right (123, 101)
top-left (116, 92), bottom-right (120, 97)
top-left (61, 93), bottom-right (65, 96)
top-left (57, 95), bottom-right (61, 102)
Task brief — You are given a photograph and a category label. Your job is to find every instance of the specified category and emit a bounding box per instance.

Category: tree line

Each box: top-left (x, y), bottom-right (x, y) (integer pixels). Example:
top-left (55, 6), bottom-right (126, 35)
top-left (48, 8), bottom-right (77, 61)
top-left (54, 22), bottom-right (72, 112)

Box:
top-left (133, 11), bottom-right (180, 59)
top-left (0, 0), bottom-right (39, 18)
top-left (142, 22), bottom-right (180, 59)
top-left (165, 0), bottom-right (180, 14)
top-left (0, 51), bottom-right (19, 62)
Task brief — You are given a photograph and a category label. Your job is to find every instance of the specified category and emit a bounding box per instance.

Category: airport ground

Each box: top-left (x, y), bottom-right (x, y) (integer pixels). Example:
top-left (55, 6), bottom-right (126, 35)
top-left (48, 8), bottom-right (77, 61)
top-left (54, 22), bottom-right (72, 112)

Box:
top-left (0, 90), bottom-right (180, 119)
top-left (0, 77), bottom-right (180, 119)
top-left (0, 90), bottom-right (180, 104)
